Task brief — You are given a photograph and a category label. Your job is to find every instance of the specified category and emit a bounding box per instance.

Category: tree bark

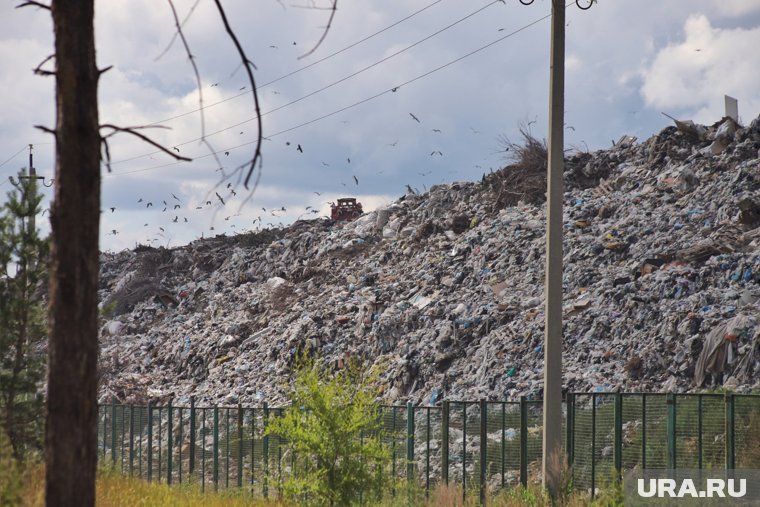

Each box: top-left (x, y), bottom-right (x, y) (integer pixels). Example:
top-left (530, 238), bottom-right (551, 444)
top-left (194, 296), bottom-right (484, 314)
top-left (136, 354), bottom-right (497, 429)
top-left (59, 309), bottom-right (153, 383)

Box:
top-left (46, 1), bottom-right (100, 505)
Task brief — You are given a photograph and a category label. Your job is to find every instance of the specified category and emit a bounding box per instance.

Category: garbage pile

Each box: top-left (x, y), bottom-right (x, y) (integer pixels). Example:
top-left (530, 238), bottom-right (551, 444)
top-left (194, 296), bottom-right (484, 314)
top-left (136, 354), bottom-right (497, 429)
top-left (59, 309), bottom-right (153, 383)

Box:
top-left (98, 113), bottom-right (760, 407)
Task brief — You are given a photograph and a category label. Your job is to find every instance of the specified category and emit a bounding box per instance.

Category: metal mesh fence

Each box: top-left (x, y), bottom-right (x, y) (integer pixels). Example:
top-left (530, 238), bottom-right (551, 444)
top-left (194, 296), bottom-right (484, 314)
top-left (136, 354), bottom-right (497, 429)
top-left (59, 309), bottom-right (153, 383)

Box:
top-left (97, 393), bottom-right (760, 500)
top-left (735, 395), bottom-right (760, 468)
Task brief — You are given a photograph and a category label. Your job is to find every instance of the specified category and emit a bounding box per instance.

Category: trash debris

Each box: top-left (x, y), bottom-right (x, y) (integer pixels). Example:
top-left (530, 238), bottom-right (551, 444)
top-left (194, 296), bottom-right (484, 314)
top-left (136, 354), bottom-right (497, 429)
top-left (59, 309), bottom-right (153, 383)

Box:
top-left (98, 112), bottom-right (760, 406)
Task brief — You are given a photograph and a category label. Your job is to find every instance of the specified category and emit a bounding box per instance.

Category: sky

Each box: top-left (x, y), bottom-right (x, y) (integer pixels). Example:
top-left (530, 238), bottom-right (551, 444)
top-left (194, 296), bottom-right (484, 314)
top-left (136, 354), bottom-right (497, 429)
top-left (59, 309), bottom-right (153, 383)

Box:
top-left (1, 0), bottom-right (760, 251)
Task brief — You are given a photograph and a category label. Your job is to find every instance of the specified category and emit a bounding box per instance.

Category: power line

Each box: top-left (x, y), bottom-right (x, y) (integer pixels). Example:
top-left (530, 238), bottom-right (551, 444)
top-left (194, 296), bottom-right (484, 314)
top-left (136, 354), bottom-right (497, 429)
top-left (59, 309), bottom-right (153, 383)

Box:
top-left (146, 0), bottom-right (445, 127)
top-left (0, 145), bottom-right (29, 171)
top-left (111, 0), bottom-right (497, 166)
top-left (108, 5), bottom-right (556, 178)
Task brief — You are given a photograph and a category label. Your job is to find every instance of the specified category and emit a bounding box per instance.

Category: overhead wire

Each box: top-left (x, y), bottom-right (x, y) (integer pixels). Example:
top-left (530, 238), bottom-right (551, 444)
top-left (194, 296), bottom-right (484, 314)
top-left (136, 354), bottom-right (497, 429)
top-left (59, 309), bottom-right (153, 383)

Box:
top-left (146, 0), bottom-right (445, 127)
top-left (110, 0), bottom-right (497, 166)
top-left (108, 4), bottom-right (560, 178)
top-left (0, 145), bottom-right (29, 171)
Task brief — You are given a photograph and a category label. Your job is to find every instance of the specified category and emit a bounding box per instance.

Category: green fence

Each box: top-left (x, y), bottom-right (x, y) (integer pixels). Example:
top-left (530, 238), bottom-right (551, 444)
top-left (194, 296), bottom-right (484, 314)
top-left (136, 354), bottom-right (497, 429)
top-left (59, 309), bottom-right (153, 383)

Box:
top-left (97, 393), bottom-right (760, 500)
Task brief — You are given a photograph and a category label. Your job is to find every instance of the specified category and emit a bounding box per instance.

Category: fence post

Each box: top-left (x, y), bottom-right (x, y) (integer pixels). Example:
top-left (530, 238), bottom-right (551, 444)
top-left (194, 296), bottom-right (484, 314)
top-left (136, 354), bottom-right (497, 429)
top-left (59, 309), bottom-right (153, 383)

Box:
top-left (111, 397), bottom-right (117, 468)
top-left (641, 393), bottom-right (647, 469)
top-left (263, 402), bottom-right (269, 498)
top-left (406, 401), bottom-right (415, 484)
top-left (129, 404), bottom-right (135, 476)
top-left (501, 402), bottom-right (506, 488)
top-left (189, 396), bottom-right (196, 477)
top-left (566, 393), bottom-right (574, 467)
top-left (168, 401), bottom-right (173, 485)
top-left (667, 393), bottom-right (676, 469)
top-left (591, 393), bottom-right (596, 500)
top-left (726, 393), bottom-right (735, 470)
top-left (462, 402), bottom-right (467, 502)
top-left (147, 401), bottom-right (153, 482)
top-left (426, 407), bottom-right (431, 495)
top-left (519, 396), bottom-right (528, 488)
top-left (213, 406), bottom-right (219, 491)
top-left (157, 407), bottom-right (162, 482)
top-left (237, 403), bottom-right (244, 488)
top-left (479, 400), bottom-right (487, 506)
top-left (391, 405), bottom-right (397, 487)
top-left (442, 401), bottom-right (449, 486)
top-left (697, 394), bottom-right (703, 469)
top-left (178, 407), bottom-right (183, 484)
top-left (226, 408), bottom-right (231, 489)
top-left (614, 392), bottom-right (622, 482)
top-left (138, 408), bottom-right (143, 478)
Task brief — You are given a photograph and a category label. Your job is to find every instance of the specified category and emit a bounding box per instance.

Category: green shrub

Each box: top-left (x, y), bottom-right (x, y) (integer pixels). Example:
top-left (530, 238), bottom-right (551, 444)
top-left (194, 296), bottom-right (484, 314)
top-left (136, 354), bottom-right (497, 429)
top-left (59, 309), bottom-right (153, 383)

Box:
top-left (265, 359), bottom-right (390, 506)
top-left (0, 429), bottom-right (22, 506)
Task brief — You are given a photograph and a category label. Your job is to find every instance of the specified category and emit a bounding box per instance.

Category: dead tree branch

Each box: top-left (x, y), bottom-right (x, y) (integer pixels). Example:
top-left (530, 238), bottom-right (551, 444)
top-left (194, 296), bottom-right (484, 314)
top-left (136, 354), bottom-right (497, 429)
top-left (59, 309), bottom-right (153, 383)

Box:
top-left (212, 0), bottom-right (263, 190)
top-left (33, 54), bottom-right (55, 76)
top-left (99, 124), bottom-right (191, 173)
top-left (15, 1), bottom-right (50, 10)
top-left (155, 0), bottom-right (201, 62)
top-left (298, 0), bottom-right (337, 60)
top-left (166, 0), bottom-right (223, 174)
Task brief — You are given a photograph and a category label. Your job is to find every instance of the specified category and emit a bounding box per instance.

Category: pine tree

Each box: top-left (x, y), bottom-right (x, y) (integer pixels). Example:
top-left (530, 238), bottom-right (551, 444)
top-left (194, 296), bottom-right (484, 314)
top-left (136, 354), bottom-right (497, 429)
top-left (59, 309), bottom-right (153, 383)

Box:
top-left (0, 170), bottom-right (48, 461)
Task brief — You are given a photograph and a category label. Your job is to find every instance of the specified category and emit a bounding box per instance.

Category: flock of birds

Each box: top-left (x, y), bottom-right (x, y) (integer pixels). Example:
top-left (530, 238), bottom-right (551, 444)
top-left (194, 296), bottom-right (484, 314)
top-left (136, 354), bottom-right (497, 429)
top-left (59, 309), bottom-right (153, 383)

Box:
top-left (103, 111), bottom-right (487, 247)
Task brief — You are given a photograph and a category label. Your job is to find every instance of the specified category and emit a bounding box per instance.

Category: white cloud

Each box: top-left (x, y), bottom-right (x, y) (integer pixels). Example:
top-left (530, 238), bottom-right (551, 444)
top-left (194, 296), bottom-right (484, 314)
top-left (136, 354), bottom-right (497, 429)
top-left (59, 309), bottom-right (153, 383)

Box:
top-left (640, 14), bottom-right (760, 123)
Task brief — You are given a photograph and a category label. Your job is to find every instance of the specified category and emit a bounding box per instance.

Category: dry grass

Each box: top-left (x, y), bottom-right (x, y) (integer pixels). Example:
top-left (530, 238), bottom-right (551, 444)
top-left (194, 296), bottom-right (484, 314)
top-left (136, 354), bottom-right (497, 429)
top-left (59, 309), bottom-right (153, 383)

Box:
top-left (15, 463), bottom-right (620, 506)
top-left (18, 465), bottom-right (279, 507)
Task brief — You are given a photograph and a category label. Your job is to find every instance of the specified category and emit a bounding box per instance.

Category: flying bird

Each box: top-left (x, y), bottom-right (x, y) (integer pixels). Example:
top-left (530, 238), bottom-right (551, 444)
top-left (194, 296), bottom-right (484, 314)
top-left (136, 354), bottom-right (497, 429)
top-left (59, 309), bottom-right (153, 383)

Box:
top-left (172, 193), bottom-right (180, 201)
top-left (174, 204), bottom-right (181, 210)
top-left (322, 161), bottom-right (329, 166)
top-left (313, 192), bottom-right (321, 196)
top-left (409, 113), bottom-right (421, 123)
top-left (224, 151), bottom-right (229, 156)
top-left (388, 140), bottom-right (398, 147)
top-left (347, 157), bottom-right (351, 164)
top-left (172, 216), bottom-right (178, 223)
top-left (110, 229), bottom-right (118, 235)
top-left (109, 207), bottom-right (115, 213)
top-left (353, 175), bottom-right (359, 185)
top-left (297, 144), bottom-right (303, 153)
top-left (430, 150), bottom-right (443, 156)
top-left (215, 192), bottom-right (225, 205)
top-left (146, 202), bottom-right (153, 208)
top-left (432, 129), bottom-right (441, 133)
top-left (227, 182), bottom-right (232, 189)
top-left (138, 198), bottom-right (143, 203)
top-left (173, 147), bottom-right (179, 153)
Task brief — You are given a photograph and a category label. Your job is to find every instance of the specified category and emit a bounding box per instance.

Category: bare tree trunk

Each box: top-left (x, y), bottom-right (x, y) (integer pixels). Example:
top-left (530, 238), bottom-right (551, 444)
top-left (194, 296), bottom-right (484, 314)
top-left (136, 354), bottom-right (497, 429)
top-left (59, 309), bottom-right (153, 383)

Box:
top-left (46, 1), bottom-right (100, 505)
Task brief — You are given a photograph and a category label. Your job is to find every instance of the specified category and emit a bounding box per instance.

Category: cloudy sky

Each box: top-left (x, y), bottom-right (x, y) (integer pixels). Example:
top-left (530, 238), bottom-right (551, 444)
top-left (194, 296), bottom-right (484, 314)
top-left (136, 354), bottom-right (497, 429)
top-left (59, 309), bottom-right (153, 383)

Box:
top-left (1, 0), bottom-right (760, 251)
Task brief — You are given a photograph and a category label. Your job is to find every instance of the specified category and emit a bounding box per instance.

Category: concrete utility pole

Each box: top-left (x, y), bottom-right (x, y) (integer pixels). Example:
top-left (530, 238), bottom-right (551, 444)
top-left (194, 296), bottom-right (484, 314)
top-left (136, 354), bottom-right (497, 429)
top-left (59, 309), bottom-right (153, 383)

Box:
top-left (543, 0), bottom-right (565, 497)
top-left (29, 144), bottom-right (36, 232)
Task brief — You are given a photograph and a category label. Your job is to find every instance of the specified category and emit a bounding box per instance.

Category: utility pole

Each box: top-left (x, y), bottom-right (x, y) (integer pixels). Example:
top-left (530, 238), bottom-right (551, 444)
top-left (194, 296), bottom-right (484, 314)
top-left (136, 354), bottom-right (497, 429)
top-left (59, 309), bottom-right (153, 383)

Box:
top-left (28, 144), bottom-right (36, 232)
top-left (543, 0), bottom-right (565, 498)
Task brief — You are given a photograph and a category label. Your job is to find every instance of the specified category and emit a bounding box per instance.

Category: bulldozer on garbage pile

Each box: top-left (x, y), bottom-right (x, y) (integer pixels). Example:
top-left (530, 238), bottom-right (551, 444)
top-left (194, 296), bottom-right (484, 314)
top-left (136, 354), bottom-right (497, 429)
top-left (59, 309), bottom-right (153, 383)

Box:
top-left (330, 198), bottom-right (363, 221)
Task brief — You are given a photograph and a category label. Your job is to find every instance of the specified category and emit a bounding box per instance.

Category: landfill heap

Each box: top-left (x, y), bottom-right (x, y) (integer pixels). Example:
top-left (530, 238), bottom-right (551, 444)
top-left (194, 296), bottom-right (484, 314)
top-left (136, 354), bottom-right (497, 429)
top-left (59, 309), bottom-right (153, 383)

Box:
top-left (98, 114), bottom-right (760, 407)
